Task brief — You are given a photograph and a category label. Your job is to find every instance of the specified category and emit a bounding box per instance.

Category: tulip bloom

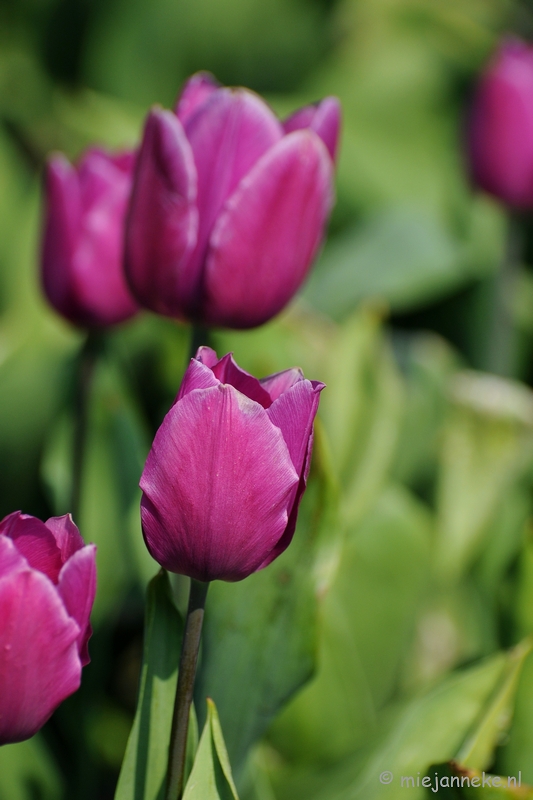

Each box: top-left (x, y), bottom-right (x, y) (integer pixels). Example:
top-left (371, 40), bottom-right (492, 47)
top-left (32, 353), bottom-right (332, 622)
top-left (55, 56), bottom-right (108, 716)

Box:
top-left (0, 512), bottom-right (96, 744)
top-left (140, 347), bottom-right (324, 581)
top-left (42, 148), bottom-right (139, 327)
top-left (468, 38), bottom-right (533, 208)
top-left (125, 73), bottom-right (339, 328)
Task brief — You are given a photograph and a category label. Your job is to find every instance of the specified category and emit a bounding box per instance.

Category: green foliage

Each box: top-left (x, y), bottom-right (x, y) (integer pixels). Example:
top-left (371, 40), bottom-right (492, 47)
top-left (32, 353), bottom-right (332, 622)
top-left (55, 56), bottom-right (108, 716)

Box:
top-left (115, 570), bottom-right (182, 800)
top-left (183, 700), bottom-right (239, 800)
top-left (0, 736), bottom-right (62, 800)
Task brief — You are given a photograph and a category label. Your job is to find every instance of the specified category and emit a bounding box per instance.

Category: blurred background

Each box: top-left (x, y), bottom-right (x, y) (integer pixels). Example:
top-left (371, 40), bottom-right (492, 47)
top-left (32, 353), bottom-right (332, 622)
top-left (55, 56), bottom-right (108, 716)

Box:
top-left (3, 0), bottom-right (533, 798)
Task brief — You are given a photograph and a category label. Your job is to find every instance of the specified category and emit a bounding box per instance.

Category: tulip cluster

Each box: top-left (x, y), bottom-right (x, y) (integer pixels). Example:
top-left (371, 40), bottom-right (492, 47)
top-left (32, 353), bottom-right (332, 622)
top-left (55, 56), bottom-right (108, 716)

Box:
top-left (0, 512), bottom-right (96, 744)
top-left (140, 346), bottom-right (324, 581)
top-left (468, 38), bottom-right (533, 209)
top-left (41, 73), bottom-right (339, 331)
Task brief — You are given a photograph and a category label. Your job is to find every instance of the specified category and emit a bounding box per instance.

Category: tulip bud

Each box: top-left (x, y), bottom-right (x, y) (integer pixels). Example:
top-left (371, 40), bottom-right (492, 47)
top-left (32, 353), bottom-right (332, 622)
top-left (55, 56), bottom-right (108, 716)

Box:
top-left (0, 512), bottom-right (96, 744)
top-left (42, 148), bottom-right (140, 327)
top-left (467, 38), bottom-right (533, 208)
top-left (140, 347), bottom-right (324, 581)
top-left (125, 74), bottom-right (340, 328)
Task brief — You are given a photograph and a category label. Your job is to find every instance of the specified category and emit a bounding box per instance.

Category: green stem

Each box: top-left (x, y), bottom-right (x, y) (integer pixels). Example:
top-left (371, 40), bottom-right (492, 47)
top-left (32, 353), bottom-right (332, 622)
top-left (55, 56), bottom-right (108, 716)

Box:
top-left (71, 331), bottom-right (102, 521)
top-left (188, 325), bottom-right (210, 361)
top-left (165, 579), bottom-right (209, 800)
top-left (485, 211), bottom-right (522, 377)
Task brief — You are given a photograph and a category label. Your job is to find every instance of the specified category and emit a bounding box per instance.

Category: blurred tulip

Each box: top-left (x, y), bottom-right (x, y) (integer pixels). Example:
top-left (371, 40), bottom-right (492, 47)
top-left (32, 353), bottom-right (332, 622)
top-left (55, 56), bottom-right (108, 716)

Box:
top-left (140, 346), bottom-right (324, 581)
top-left (468, 38), bottom-right (533, 208)
top-left (0, 512), bottom-right (96, 744)
top-left (42, 148), bottom-right (140, 327)
top-left (125, 73), bottom-right (339, 328)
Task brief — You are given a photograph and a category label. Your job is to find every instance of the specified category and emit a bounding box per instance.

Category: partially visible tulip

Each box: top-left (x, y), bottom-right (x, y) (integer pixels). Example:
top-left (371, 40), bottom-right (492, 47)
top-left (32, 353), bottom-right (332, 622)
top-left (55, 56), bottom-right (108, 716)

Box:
top-left (468, 38), bottom-right (533, 208)
top-left (125, 73), bottom-right (340, 328)
top-left (0, 512), bottom-right (96, 744)
top-left (140, 347), bottom-right (324, 581)
top-left (42, 148), bottom-right (140, 327)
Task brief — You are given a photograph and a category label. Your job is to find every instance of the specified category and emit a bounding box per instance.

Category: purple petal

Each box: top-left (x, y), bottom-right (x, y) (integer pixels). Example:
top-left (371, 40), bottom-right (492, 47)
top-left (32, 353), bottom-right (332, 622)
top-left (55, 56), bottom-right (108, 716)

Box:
top-left (211, 353), bottom-right (272, 408)
top-left (183, 88), bottom-right (283, 293)
top-left (266, 379), bottom-right (324, 477)
top-left (202, 130), bottom-right (333, 328)
top-left (260, 367), bottom-right (305, 402)
top-left (125, 108), bottom-right (199, 316)
top-left (0, 569), bottom-right (81, 744)
top-left (176, 358), bottom-right (220, 403)
top-left (176, 72), bottom-right (220, 126)
top-left (283, 97), bottom-right (341, 162)
top-left (41, 155), bottom-right (81, 318)
top-left (0, 513), bottom-right (63, 584)
top-left (0, 535), bottom-right (28, 579)
top-left (468, 39), bottom-right (533, 207)
top-left (58, 545), bottom-right (97, 667)
top-left (140, 384), bottom-right (299, 581)
top-left (45, 514), bottom-right (85, 562)
top-left (195, 346), bottom-right (219, 368)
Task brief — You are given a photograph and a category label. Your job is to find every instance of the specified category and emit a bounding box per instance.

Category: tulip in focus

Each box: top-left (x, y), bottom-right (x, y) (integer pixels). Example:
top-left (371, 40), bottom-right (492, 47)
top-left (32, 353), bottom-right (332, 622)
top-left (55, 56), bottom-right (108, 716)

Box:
top-left (42, 148), bottom-right (139, 327)
top-left (140, 347), bottom-right (324, 581)
top-left (468, 38), bottom-right (533, 208)
top-left (125, 73), bottom-right (340, 328)
top-left (0, 512), bottom-right (96, 744)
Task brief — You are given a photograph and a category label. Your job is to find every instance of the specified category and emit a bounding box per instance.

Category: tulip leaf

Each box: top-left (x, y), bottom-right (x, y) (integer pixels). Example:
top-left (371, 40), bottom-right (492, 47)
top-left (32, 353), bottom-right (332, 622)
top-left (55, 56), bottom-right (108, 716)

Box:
top-left (303, 208), bottom-right (463, 320)
top-left (114, 570), bottom-right (182, 800)
top-left (0, 735), bottom-right (62, 800)
top-left (434, 371), bottom-right (533, 582)
top-left (182, 699), bottom-right (238, 800)
top-left (271, 650), bottom-right (513, 800)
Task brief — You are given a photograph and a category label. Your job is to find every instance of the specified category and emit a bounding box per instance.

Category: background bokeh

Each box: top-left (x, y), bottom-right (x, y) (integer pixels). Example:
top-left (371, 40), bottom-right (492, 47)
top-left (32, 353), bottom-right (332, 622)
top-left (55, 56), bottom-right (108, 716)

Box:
top-left (2, 0), bottom-right (533, 798)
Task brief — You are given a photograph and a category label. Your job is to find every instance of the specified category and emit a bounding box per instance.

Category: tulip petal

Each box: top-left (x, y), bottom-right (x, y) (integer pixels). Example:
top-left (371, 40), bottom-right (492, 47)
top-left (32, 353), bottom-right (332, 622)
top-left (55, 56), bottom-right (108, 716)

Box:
top-left (267, 379), bottom-right (323, 477)
top-left (0, 535), bottom-right (27, 578)
top-left (0, 512), bottom-right (63, 584)
top-left (203, 130), bottom-right (333, 328)
top-left (140, 384), bottom-right (299, 581)
top-left (176, 358), bottom-right (221, 403)
top-left (176, 72), bottom-right (220, 126)
top-left (58, 545), bottom-right (97, 666)
top-left (211, 353), bottom-right (272, 408)
top-left (196, 345), bottom-right (219, 368)
top-left (45, 514), bottom-right (85, 561)
top-left (260, 367), bottom-right (305, 402)
top-left (283, 97), bottom-right (341, 162)
top-left (42, 155), bottom-right (81, 318)
top-left (0, 568), bottom-right (81, 744)
top-left (183, 88), bottom-right (283, 288)
top-left (125, 109), bottom-right (199, 316)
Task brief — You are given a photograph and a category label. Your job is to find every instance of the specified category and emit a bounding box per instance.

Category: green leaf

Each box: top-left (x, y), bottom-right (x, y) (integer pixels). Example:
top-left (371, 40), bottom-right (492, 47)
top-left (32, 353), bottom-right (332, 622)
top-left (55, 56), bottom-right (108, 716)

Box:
top-left (0, 735), bottom-right (62, 800)
top-left (272, 651), bottom-right (511, 800)
top-left (457, 640), bottom-right (532, 771)
top-left (435, 371), bottom-right (533, 582)
top-left (303, 209), bottom-right (463, 319)
top-left (269, 484), bottom-right (431, 765)
top-left (114, 570), bottom-right (182, 800)
top-left (183, 699), bottom-right (238, 800)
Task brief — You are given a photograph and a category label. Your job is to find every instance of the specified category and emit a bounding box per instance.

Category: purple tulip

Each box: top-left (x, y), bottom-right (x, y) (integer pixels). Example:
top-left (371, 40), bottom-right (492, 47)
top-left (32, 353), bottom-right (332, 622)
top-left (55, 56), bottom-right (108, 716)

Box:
top-left (125, 73), bottom-right (340, 328)
top-left (42, 148), bottom-right (140, 327)
top-left (139, 347), bottom-right (324, 581)
top-left (468, 38), bottom-right (533, 208)
top-left (0, 512), bottom-right (96, 744)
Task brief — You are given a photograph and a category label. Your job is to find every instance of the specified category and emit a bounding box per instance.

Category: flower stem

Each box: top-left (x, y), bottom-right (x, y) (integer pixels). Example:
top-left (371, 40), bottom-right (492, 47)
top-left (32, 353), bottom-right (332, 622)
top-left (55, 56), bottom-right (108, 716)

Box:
top-left (188, 325), bottom-right (210, 361)
top-left (165, 578), bottom-right (209, 800)
top-left (485, 211), bottom-right (522, 377)
top-left (71, 331), bottom-right (101, 521)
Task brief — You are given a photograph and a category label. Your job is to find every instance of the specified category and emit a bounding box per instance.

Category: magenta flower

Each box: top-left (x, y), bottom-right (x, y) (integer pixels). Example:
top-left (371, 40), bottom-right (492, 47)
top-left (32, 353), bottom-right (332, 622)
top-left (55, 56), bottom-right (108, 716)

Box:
top-left (0, 512), bottom-right (96, 744)
top-left (42, 148), bottom-right (140, 327)
top-left (140, 347), bottom-right (324, 581)
top-left (468, 38), bottom-right (533, 208)
top-left (125, 73), bottom-right (339, 328)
